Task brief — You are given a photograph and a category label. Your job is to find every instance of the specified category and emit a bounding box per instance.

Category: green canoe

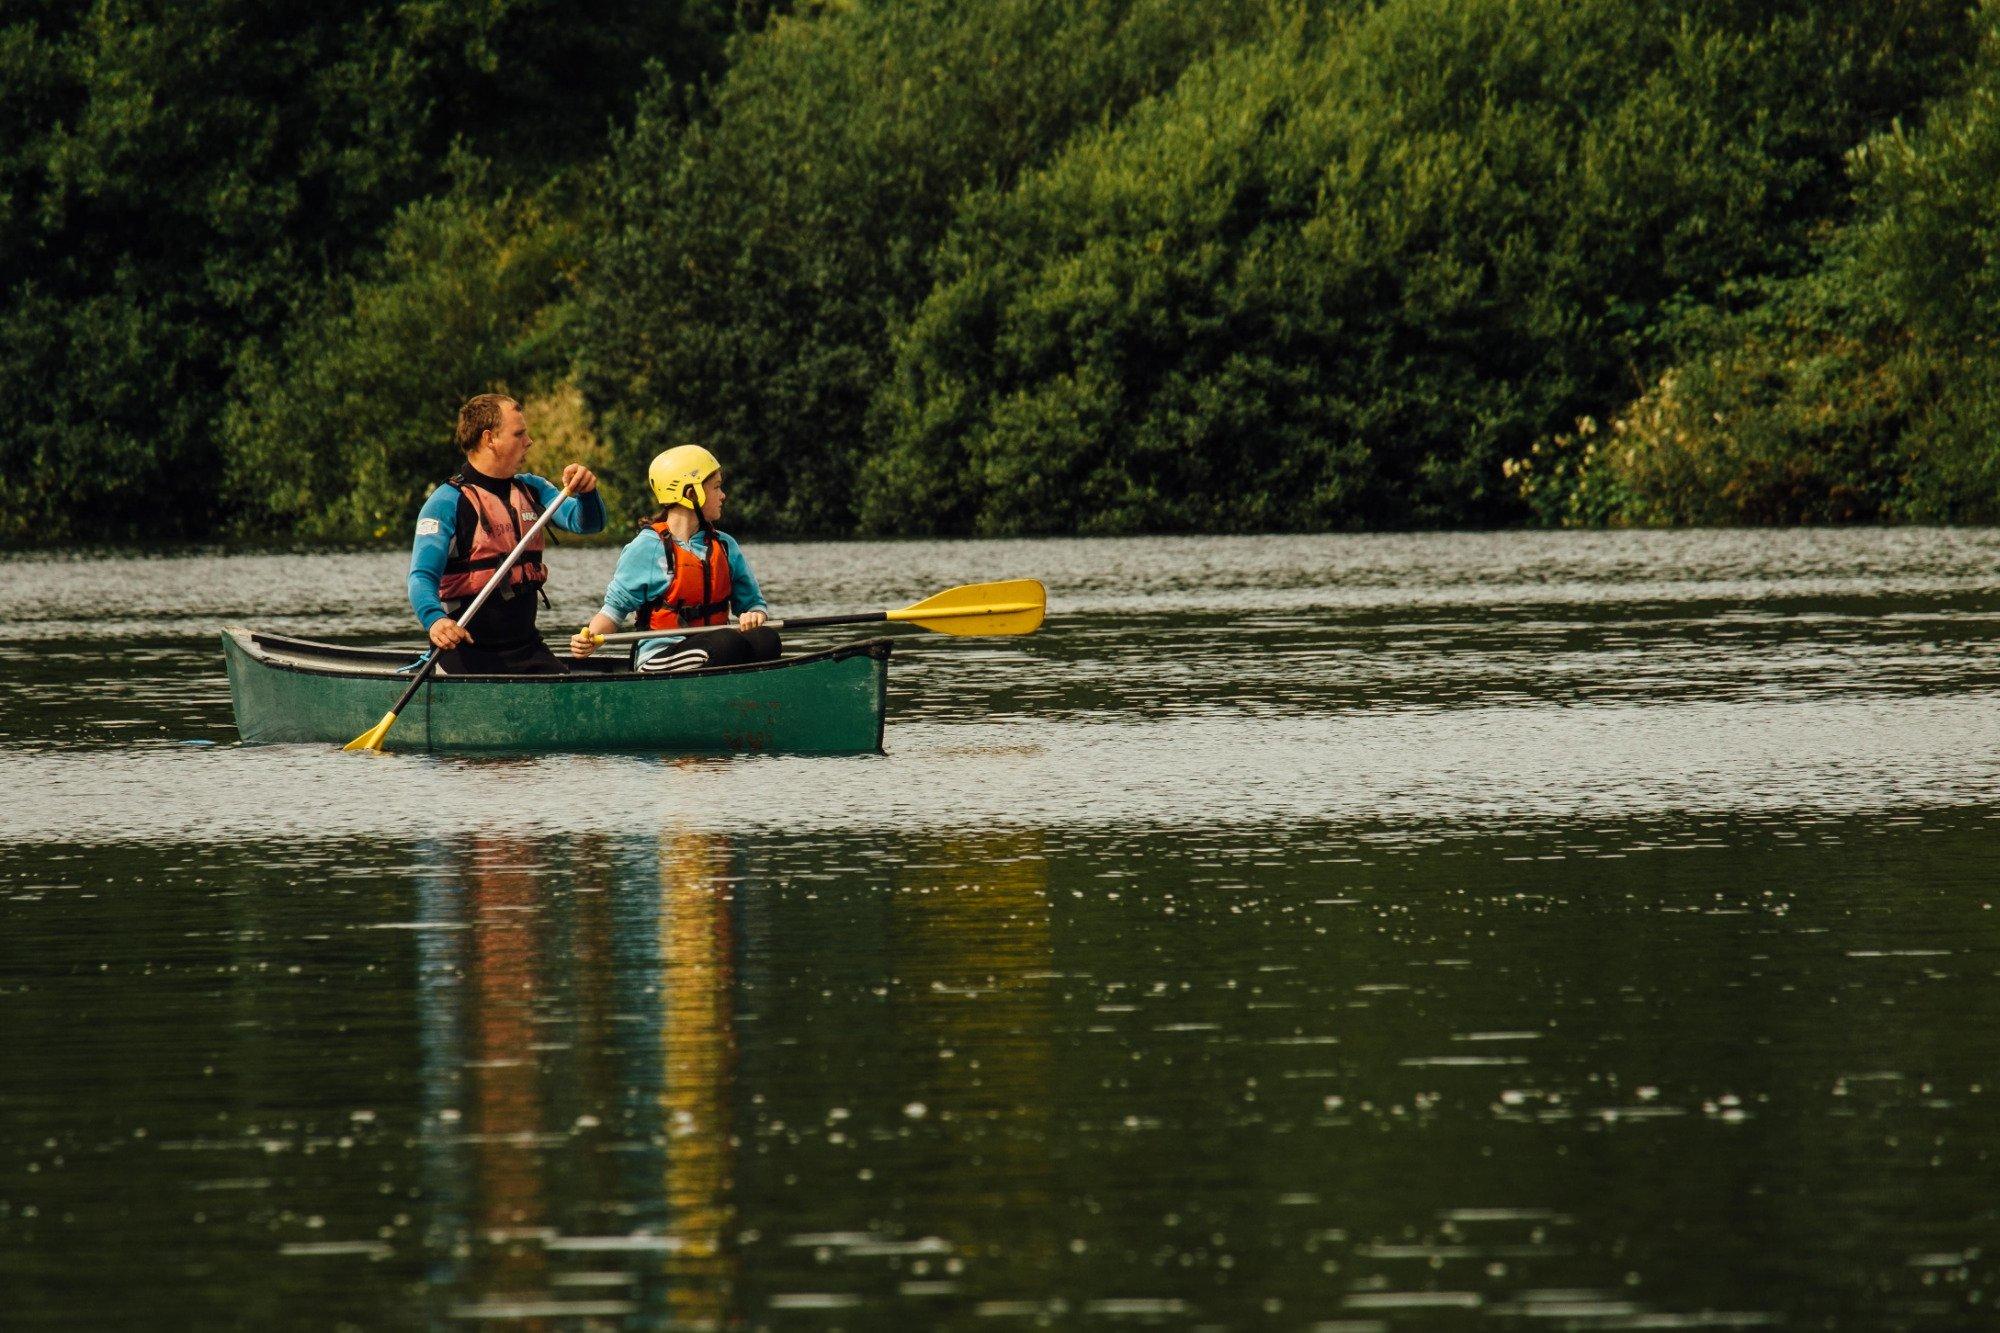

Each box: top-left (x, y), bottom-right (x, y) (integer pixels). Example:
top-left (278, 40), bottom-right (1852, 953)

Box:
top-left (222, 629), bottom-right (890, 755)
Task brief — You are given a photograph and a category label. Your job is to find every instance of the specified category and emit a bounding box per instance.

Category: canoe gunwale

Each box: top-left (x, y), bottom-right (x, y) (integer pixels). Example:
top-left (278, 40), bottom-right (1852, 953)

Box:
top-left (223, 627), bottom-right (892, 684)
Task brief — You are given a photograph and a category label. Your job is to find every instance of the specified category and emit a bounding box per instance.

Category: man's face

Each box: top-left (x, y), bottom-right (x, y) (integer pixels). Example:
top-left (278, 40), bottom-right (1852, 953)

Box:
top-left (484, 403), bottom-right (531, 476)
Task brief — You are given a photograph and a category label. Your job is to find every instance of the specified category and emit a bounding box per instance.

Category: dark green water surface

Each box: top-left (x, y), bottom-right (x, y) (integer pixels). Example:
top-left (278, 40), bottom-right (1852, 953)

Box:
top-left (5, 531), bottom-right (2000, 1328)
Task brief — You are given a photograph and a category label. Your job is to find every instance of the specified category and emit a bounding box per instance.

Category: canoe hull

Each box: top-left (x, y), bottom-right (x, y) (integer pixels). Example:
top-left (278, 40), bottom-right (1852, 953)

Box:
top-left (222, 630), bottom-right (889, 755)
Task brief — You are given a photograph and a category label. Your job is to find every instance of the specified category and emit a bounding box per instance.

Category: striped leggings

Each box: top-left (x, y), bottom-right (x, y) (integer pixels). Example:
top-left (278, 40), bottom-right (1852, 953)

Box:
top-left (635, 626), bottom-right (783, 673)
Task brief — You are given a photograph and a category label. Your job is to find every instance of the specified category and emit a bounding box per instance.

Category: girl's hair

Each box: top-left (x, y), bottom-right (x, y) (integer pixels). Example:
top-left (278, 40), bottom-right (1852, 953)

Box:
top-left (647, 506), bottom-right (721, 547)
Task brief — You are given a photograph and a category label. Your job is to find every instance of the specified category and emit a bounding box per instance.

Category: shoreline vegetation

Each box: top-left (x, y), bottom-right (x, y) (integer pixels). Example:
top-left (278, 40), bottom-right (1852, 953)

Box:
top-left (6, 0), bottom-right (1999, 547)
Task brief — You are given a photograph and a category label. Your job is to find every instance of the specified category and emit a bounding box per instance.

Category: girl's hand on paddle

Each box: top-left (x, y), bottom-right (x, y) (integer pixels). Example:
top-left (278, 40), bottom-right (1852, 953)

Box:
top-left (560, 463), bottom-right (598, 494)
top-left (429, 618), bottom-right (471, 650)
top-left (569, 628), bottom-right (598, 658)
top-left (739, 609), bottom-right (767, 631)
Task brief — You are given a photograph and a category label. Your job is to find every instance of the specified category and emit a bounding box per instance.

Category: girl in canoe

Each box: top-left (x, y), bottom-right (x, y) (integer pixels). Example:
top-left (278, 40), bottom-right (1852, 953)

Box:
top-left (568, 445), bottom-right (782, 672)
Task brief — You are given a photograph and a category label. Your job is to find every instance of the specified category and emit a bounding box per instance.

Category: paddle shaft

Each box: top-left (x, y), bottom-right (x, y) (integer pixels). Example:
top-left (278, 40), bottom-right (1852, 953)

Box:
top-left (587, 610), bottom-right (879, 647)
top-left (575, 578), bottom-right (1044, 650)
top-left (382, 481), bottom-right (578, 719)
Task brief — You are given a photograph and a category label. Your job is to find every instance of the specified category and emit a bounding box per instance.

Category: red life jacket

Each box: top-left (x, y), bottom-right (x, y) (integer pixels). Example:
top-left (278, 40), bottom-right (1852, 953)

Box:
top-left (437, 475), bottom-right (548, 606)
top-left (636, 522), bottom-right (732, 630)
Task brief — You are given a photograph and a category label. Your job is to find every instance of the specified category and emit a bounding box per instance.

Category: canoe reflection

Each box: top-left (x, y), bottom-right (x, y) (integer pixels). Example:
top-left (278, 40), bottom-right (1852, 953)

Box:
top-left (658, 829), bottom-right (738, 1327)
top-left (418, 830), bottom-right (743, 1327)
top-left (416, 828), bottom-right (1061, 1324)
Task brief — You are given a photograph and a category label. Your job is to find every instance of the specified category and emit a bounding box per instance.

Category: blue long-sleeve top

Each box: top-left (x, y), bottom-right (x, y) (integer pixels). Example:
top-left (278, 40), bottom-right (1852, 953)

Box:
top-left (599, 526), bottom-right (768, 659)
top-left (407, 470), bottom-right (606, 632)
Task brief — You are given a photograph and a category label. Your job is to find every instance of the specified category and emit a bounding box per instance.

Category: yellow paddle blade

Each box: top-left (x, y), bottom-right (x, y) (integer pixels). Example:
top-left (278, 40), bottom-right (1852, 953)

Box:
top-left (886, 579), bottom-right (1046, 636)
top-left (343, 710), bottom-right (398, 752)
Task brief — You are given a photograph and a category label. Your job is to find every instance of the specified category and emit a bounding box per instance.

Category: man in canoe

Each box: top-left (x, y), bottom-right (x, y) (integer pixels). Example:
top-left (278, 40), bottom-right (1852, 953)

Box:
top-left (407, 393), bottom-right (605, 675)
top-left (567, 444), bottom-right (781, 672)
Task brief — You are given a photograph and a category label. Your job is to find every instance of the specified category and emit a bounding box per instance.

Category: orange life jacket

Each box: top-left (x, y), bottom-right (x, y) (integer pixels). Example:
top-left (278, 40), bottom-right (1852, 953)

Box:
top-left (636, 523), bottom-right (732, 630)
top-left (437, 475), bottom-right (548, 606)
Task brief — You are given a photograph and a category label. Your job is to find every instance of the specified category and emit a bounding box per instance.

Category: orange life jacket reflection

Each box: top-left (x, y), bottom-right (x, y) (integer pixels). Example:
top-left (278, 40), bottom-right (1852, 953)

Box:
top-left (437, 476), bottom-right (548, 605)
top-left (636, 523), bottom-right (732, 630)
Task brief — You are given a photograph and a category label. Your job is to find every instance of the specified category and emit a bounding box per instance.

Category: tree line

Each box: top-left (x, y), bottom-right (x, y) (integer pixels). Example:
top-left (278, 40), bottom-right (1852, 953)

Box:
top-left (3, 0), bottom-right (1993, 545)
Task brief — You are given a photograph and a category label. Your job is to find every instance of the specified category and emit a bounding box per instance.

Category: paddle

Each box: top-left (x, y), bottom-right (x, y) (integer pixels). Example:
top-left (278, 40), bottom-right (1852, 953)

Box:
top-left (584, 578), bottom-right (1046, 647)
top-left (345, 481), bottom-right (577, 752)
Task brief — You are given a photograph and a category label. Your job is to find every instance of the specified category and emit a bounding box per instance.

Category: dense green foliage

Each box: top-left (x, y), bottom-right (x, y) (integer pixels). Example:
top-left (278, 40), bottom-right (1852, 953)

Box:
top-left (575, 0), bottom-right (1278, 534)
top-left (1517, 3), bottom-right (2000, 526)
top-left (863, 0), bottom-right (1971, 533)
top-left (0, 0), bottom-right (752, 544)
top-left (219, 157), bottom-right (583, 539)
top-left (3, 0), bottom-right (1993, 544)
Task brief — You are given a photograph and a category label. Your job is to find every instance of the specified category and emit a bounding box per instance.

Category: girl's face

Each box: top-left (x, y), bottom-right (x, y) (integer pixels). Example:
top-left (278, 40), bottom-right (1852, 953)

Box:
top-left (702, 471), bottom-right (725, 521)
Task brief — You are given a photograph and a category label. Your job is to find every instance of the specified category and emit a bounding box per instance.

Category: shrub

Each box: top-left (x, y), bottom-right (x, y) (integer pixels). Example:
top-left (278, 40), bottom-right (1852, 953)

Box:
top-left (860, 0), bottom-right (1971, 534)
top-left (0, 0), bottom-right (745, 545)
top-left (574, 0), bottom-right (1277, 535)
top-left (1521, 2), bottom-right (2000, 527)
top-left (220, 159), bottom-right (582, 539)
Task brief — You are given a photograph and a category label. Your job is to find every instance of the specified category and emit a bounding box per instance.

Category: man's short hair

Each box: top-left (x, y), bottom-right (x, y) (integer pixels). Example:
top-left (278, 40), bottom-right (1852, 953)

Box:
top-left (455, 393), bottom-right (517, 453)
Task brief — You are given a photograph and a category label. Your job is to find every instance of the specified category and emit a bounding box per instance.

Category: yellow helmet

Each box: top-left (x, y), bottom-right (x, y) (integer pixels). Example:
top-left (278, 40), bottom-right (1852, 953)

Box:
top-left (648, 445), bottom-right (722, 510)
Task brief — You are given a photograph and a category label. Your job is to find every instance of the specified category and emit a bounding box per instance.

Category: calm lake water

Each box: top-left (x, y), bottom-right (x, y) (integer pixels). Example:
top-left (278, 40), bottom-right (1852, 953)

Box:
top-left (5, 529), bottom-right (1999, 1328)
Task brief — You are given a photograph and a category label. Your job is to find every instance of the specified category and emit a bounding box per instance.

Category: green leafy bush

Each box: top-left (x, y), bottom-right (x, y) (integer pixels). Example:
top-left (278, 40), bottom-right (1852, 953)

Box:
top-left (872, 0), bottom-right (1968, 528)
top-left (860, 0), bottom-right (1971, 534)
top-left (0, 0), bottom-right (746, 546)
top-left (1521, 3), bottom-right (2000, 527)
top-left (575, 0), bottom-right (1276, 535)
top-left (1509, 259), bottom-right (1930, 525)
top-left (3, 0), bottom-right (1984, 544)
top-left (220, 159), bottom-right (581, 540)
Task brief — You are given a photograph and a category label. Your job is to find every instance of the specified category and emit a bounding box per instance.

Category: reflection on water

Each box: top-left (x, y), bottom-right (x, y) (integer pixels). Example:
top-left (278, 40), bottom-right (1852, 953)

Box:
top-left (889, 835), bottom-right (1057, 1309)
top-left (2, 814), bottom-right (1999, 1325)
top-left (5, 530), bottom-right (2000, 1326)
top-left (656, 829), bottom-right (739, 1327)
top-left (411, 829), bottom-right (749, 1325)
top-left (362, 827), bottom-right (1066, 1326)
